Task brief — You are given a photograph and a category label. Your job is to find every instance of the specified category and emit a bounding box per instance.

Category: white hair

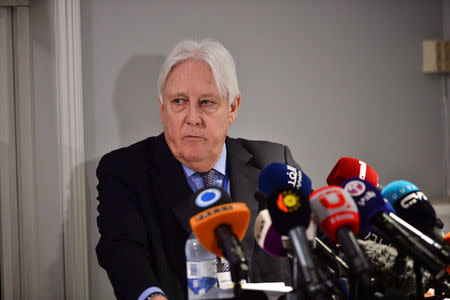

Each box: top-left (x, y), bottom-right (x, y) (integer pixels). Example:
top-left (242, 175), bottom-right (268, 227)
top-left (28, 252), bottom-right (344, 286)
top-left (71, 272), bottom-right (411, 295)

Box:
top-left (158, 39), bottom-right (240, 104)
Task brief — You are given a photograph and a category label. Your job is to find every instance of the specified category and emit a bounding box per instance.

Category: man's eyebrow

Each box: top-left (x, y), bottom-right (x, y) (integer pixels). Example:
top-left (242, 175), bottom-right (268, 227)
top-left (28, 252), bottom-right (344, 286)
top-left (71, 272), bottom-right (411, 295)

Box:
top-left (165, 92), bottom-right (218, 99)
top-left (165, 92), bottom-right (188, 98)
top-left (199, 93), bottom-right (217, 99)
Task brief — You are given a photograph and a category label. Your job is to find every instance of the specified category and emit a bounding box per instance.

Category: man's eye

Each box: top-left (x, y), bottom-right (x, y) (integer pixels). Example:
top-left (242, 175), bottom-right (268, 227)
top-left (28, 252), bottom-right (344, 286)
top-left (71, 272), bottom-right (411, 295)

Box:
top-left (172, 99), bottom-right (185, 105)
top-left (200, 100), bottom-right (214, 105)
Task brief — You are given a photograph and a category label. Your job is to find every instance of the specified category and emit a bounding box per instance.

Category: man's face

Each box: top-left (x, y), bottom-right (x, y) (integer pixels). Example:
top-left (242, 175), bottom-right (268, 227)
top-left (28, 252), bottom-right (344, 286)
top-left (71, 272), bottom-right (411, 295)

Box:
top-left (160, 59), bottom-right (240, 172)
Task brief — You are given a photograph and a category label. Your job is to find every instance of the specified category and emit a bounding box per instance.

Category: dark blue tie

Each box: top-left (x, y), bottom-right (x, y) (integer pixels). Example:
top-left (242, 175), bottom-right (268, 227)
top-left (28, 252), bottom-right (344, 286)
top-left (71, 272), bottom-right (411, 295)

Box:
top-left (199, 169), bottom-right (230, 273)
top-left (200, 169), bottom-right (216, 186)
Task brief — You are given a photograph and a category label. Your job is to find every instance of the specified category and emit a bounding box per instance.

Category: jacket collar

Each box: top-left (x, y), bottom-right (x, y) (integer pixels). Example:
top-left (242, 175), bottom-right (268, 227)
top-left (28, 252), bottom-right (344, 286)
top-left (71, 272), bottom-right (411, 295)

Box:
top-left (151, 134), bottom-right (259, 264)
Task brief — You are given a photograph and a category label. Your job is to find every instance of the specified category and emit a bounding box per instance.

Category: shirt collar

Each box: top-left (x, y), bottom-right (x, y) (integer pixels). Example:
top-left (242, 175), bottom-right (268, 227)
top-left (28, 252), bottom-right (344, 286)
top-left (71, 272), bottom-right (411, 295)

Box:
top-left (182, 143), bottom-right (227, 177)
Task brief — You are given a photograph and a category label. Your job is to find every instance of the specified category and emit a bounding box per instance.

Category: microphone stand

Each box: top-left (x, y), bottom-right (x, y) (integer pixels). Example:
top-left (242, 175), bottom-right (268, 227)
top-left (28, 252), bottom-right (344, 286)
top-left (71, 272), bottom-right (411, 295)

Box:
top-left (282, 236), bottom-right (300, 300)
top-left (414, 262), bottom-right (424, 300)
top-left (348, 275), bottom-right (362, 300)
top-left (289, 227), bottom-right (329, 300)
top-left (431, 277), bottom-right (444, 300)
top-left (316, 262), bottom-right (348, 300)
top-left (393, 254), bottom-right (409, 295)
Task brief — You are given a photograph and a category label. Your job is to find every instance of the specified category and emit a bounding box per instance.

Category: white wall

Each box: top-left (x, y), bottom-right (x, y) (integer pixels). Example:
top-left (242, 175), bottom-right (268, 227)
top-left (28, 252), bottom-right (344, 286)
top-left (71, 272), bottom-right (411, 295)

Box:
top-left (80, 1), bottom-right (446, 299)
top-left (445, 0), bottom-right (450, 197)
top-left (436, 0), bottom-right (450, 235)
top-left (30, 0), bottom-right (65, 299)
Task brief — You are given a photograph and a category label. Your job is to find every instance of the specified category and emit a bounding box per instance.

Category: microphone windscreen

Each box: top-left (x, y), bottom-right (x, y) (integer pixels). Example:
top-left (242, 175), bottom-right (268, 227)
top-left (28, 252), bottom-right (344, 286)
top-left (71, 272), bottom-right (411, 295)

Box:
top-left (190, 202), bottom-right (250, 258)
top-left (444, 232), bottom-right (450, 246)
top-left (341, 178), bottom-right (388, 233)
top-left (309, 186), bottom-right (359, 243)
top-left (358, 239), bottom-right (414, 294)
top-left (358, 239), bottom-right (434, 294)
top-left (436, 217), bottom-right (444, 229)
top-left (381, 180), bottom-right (420, 205)
top-left (253, 209), bottom-right (287, 257)
top-left (267, 185), bottom-right (311, 235)
top-left (258, 163), bottom-right (312, 196)
top-left (396, 198), bottom-right (437, 235)
top-left (382, 180), bottom-right (438, 234)
top-left (327, 157), bottom-right (379, 187)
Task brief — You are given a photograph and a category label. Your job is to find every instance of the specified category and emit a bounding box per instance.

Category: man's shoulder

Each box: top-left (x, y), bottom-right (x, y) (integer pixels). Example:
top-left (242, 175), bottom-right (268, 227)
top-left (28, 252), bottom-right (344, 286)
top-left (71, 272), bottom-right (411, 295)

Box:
top-left (229, 137), bottom-right (286, 153)
top-left (97, 135), bottom-right (162, 175)
top-left (228, 137), bottom-right (297, 169)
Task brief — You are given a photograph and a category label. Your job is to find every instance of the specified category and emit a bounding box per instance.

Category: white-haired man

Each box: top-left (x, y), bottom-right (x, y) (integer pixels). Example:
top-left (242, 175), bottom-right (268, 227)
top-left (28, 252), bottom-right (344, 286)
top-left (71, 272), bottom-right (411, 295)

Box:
top-left (96, 39), bottom-right (301, 300)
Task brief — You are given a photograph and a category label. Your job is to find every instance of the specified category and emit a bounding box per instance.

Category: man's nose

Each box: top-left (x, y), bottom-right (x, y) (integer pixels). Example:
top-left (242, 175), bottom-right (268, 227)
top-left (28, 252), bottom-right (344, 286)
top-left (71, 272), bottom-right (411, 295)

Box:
top-left (185, 102), bottom-right (202, 125)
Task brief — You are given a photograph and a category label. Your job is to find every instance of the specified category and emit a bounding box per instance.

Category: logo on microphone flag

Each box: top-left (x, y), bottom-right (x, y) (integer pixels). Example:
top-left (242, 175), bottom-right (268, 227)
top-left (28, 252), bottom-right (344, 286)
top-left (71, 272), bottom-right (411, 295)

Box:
top-left (344, 180), bottom-right (366, 197)
top-left (277, 189), bottom-right (301, 213)
top-left (195, 188), bottom-right (222, 207)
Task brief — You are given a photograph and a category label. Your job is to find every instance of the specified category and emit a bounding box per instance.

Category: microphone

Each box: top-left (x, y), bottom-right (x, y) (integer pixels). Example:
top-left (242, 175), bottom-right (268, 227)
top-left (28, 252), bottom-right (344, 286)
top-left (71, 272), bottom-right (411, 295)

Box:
top-left (444, 233), bottom-right (450, 246)
top-left (258, 162), bottom-right (311, 196)
top-left (342, 178), bottom-right (448, 279)
top-left (254, 174), bottom-right (317, 244)
top-left (326, 158), bottom-right (391, 244)
top-left (259, 163), bottom-right (329, 299)
top-left (258, 163), bottom-right (313, 237)
top-left (358, 239), bottom-right (433, 295)
top-left (253, 209), bottom-right (287, 257)
top-left (189, 186), bottom-right (250, 284)
top-left (253, 209), bottom-right (350, 277)
top-left (309, 186), bottom-right (370, 287)
top-left (327, 157), bottom-right (379, 188)
top-left (382, 180), bottom-right (443, 241)
top-left (381, 180), bottom-right (450, 282)
top-left (265, 185), bottom-right (329, 299)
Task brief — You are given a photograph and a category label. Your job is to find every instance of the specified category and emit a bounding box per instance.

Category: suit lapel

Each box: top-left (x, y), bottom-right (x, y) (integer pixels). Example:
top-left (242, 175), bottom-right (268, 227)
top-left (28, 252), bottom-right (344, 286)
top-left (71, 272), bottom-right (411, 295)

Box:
top-left (149, 134), bottom-right (197, 235)
top-left (151, 135), bottom-right (262, 270)
top-left (226, 137), bottom-right (261, 269)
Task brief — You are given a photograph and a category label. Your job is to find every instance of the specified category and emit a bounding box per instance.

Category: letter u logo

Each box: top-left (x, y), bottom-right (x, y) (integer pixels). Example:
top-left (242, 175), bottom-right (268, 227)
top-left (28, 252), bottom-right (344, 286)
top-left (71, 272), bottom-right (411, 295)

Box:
top-left (319, 190), bottom-right (346, 209)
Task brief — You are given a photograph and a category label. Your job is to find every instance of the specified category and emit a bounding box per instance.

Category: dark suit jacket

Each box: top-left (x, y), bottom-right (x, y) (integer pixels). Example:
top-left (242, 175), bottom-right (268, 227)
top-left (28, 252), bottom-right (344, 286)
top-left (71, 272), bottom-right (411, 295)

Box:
top-left (96, 133), bottom-right (301, 300)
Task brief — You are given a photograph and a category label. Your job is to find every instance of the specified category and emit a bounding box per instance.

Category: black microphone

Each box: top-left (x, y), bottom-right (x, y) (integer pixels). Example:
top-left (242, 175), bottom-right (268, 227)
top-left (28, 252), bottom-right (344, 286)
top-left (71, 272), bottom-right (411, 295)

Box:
top-left (265, 185), bottom-right (328, 299)
top-left (342, 178), bottom-right (448, 279)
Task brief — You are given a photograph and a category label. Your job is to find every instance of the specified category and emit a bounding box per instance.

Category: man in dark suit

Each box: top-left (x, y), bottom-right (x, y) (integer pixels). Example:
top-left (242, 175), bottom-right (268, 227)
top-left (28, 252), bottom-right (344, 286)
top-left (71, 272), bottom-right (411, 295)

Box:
top-left (96, 39), bottom-right (301, 300)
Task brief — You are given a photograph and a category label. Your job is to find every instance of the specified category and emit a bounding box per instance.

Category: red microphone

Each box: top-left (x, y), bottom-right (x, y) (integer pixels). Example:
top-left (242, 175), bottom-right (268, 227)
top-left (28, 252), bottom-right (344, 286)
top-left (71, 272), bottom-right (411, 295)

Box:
top-left (309, 186), bottom-right (370, 286)
top-left (309, 186), bottom-right (359, 242)
top-left (327, 157), bottom-right (379, 187)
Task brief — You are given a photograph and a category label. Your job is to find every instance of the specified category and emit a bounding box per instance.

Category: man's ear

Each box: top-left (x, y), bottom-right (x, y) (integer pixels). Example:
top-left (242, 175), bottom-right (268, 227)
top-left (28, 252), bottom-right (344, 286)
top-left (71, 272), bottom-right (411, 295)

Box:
top-left (159, 98), bottom-right (164, 121)
top-left (229, 95), bottom-right (241, 123)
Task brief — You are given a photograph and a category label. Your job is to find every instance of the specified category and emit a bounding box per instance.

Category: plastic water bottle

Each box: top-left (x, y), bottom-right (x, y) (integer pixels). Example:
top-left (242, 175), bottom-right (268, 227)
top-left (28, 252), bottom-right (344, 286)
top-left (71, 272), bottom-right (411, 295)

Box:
top-left (185, 232), bottom-right (219, 299)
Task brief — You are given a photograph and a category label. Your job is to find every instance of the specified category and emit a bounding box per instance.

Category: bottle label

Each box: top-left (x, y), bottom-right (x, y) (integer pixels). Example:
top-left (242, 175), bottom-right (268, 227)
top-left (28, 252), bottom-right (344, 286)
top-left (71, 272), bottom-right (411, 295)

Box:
top-left (217, 271), bottom-right (233, 289)
top-left (187, 259), bottom-right (217, 296)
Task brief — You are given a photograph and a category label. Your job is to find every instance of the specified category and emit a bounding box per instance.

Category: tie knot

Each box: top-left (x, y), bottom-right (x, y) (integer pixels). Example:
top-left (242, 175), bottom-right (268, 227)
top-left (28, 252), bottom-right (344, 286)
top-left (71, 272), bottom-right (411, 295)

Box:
top-left (200, 169), bottom-right (216, 186)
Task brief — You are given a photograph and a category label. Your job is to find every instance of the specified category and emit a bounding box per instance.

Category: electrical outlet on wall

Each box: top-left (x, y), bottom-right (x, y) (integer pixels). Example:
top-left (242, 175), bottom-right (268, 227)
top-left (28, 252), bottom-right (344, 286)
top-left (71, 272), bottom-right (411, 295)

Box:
top-left (423, 40), bottom-right (450, 73)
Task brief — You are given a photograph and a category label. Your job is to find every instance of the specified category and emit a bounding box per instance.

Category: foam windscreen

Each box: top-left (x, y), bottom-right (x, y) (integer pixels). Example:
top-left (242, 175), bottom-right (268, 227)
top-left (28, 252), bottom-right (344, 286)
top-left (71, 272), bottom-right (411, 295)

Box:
top-left (258, 162), bottom-right (311, 196)
top-left (266, 185), bottom-right (311, 235)
top-left (190, 202), bottom-right (250, 257)
top-left (381, 180), bottom-right (420, 205)
top-left (309, 185), bottom-right (359, 243)
top-left (382, 180), bottom-right (438, 235)
top-left (253, 209), bottom-right (287, 257)
top-left (327, 157), bottom-right (378, 187)
top-left (341, 177), bottom-right (388, 233)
